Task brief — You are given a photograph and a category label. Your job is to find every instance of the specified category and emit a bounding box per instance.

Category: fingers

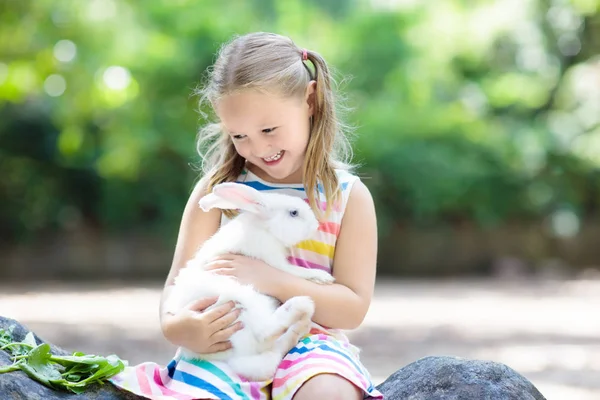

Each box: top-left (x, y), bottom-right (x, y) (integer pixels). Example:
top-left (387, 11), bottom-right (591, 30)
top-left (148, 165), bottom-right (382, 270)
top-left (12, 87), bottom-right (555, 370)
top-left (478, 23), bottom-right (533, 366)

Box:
top-left (204, 341), bottom-right (234, 354)
top-left (210, 307), bottom-right (242, 333)
top-left (203, 300), bottom-right (237, 323)
top-left (211, 254), bottom-right (236, 261)
top-left (206, 267), bottom-right (236, 276)
top-left (211, 321), bottom-right (244, 342)
top-left (204, 259), bottom-right (234, 272)
top-left (205, 259), bottom-right (229, 267)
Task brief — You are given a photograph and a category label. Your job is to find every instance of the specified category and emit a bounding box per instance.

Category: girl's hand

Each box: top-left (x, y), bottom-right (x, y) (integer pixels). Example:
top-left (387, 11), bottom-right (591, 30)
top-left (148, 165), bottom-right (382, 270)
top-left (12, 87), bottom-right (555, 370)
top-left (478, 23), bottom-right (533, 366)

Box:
top-left (204, 254), bottom-right (284, 295)
top-left (162, 296), bottom-right (244, 354)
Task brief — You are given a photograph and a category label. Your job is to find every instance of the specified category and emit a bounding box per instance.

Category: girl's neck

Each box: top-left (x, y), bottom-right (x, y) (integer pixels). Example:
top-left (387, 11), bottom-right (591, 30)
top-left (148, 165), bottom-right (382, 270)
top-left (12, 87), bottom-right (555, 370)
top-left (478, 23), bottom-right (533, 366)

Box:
top-left (245, 162), bottom-right (304, 185)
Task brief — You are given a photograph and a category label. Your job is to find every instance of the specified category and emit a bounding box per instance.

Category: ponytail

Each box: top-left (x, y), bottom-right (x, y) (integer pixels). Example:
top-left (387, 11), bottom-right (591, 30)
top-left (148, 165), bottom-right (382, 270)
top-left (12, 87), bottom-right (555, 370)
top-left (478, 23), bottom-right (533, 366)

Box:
top-left (302, 50), bottom-right (340, 219)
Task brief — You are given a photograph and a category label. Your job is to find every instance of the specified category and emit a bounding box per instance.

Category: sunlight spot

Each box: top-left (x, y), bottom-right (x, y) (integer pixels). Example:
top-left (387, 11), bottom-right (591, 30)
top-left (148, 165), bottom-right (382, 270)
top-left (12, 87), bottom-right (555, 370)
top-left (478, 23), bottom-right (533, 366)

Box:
top-left (103, 66), bottom-right (131, 90)
top-left (87, 0), bottom-right (117, 21)
top-left (547, 5), bottom-right (582, 32)
top-left (44, 74), bottom-right (66, 97)
top-left (550, 209), bottom-right (580, 238)
top-left (54, 40), bottom-right (77, 63)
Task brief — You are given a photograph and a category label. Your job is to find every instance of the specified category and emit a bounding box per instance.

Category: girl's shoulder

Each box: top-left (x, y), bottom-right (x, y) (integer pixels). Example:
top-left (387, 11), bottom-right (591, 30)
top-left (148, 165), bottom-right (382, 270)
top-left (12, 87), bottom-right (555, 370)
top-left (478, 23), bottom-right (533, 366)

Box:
top-left (335, 167), bottom-right (359, 185)
top-left (333, 168), bottom-right (361, 203)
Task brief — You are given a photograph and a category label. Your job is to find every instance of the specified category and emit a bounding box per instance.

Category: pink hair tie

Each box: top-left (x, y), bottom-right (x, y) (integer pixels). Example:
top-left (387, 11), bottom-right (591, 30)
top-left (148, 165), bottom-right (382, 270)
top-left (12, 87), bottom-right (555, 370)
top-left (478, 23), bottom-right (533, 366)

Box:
top-left (301, 49), bottom-right (308, 61)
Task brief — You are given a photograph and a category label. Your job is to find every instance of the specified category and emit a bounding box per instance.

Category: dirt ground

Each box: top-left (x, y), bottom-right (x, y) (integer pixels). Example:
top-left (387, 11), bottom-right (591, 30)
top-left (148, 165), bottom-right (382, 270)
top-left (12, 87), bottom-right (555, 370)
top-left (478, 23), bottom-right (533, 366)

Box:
top-left (1, 278), bottom-right (599, 399)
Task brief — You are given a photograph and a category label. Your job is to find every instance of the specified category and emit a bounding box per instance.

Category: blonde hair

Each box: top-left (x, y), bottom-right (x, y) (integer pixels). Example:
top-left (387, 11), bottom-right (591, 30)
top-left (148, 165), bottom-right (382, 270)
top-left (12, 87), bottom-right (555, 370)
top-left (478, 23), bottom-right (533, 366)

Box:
top-left (195, 32), bottom-right (354, 219)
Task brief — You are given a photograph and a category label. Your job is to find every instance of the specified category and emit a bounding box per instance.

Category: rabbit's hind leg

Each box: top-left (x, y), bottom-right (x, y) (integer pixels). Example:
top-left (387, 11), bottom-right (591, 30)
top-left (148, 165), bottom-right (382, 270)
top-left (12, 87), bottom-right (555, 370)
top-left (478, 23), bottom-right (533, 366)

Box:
top-left (258, 296), bottom-right (314, 345)
top-left (272, 313), bottom-right (313, 356)
top-left (230, 302), bottom-right (314, 380)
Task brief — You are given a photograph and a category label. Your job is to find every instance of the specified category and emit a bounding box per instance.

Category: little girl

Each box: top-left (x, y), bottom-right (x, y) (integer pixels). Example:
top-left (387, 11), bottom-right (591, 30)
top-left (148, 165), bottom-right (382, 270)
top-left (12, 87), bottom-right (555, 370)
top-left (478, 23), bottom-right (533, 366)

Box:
top-left (110, 32), bottom-right (382, 400)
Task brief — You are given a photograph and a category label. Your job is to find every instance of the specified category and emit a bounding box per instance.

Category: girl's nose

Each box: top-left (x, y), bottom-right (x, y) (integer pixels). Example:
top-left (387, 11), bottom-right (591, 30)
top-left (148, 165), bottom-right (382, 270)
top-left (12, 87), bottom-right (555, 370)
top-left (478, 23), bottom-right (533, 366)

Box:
top-left (254, 150), bottom-right (276, 159)
top-left (251, 141), bottom-right (273, 158)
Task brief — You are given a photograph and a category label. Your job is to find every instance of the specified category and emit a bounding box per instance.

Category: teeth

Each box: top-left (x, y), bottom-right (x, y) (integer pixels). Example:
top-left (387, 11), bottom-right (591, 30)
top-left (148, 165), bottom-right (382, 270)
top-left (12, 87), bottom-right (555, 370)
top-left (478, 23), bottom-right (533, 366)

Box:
top-left (264, 151), bottom-right (283, 162)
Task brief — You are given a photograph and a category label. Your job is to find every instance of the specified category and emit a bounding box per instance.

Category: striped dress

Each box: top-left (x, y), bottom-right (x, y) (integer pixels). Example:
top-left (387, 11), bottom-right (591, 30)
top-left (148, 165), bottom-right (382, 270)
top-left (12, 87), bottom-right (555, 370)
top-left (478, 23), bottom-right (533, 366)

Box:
top-left (109, 168), bottom-right (383, 400)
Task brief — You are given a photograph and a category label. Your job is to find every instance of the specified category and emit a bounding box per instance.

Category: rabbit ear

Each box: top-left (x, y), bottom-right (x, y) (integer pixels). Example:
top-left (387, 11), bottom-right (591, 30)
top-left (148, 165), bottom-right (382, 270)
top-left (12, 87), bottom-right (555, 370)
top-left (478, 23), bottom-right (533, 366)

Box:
top-left (198, 193), bottom-right (241, 212)
top-left (199, 182), bottom-right (267, 215)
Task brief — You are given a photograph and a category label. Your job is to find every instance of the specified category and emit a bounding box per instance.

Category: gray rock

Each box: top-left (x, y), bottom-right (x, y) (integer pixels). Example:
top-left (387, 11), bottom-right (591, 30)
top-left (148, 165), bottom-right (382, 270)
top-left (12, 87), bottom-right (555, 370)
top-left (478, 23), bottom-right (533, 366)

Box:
top-left (0, 316), bottom-right (142, 399)
top-left (2, 316), bottom-right (547, 400)
top-left (375, 355), bottom-right (547, 400)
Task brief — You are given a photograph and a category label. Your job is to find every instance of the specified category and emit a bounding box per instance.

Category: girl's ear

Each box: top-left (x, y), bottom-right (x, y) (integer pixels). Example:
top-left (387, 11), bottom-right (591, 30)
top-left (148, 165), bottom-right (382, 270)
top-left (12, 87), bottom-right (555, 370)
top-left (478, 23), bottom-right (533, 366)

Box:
top-left (199, 182), bottom-right (267, 216)
top-left (305, 80), bottom-right (317, 116)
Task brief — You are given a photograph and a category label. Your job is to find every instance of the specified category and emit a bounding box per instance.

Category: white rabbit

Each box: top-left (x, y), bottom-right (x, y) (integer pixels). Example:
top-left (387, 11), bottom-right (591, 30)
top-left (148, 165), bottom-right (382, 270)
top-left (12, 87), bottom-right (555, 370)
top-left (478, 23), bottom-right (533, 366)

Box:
top-left (164, 182), bottom-right (335, 380)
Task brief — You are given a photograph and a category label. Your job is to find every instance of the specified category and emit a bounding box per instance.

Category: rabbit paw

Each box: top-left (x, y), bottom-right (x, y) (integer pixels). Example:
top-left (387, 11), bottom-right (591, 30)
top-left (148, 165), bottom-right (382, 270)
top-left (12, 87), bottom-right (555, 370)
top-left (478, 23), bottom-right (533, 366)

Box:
top-left (306, 269), bottom-right (335, 284)
top-left (289, 316), bottom-right (312, 338)
top-left (282, 296), bottom-right (315, 320)
top-left (274, 316), bottom-right (312, 355)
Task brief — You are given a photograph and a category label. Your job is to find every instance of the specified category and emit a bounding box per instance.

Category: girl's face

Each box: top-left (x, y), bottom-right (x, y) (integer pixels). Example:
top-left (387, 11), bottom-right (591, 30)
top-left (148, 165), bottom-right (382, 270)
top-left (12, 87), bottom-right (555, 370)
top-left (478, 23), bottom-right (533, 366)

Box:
top-left (216, 84), bottom-right (315, 184)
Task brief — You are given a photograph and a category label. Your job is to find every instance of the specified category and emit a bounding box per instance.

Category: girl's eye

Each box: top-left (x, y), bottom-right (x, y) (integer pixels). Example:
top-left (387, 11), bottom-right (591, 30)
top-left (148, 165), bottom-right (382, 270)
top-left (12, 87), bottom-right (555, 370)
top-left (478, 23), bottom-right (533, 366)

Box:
top-left (232, 134), bottom-right (246, 140)
top-left (262, 127), bottom-right (277, 134)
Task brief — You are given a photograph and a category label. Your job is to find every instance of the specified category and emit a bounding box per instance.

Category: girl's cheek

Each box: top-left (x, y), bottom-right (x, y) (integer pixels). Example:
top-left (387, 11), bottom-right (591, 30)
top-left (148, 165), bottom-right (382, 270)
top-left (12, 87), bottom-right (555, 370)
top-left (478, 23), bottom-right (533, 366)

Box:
top-left (233, 142), bottom-right (246, 155)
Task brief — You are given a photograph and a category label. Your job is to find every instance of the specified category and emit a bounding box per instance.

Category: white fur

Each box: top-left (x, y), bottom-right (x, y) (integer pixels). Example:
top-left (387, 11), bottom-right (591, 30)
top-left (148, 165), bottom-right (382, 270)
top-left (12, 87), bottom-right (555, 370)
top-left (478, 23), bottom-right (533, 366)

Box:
top-left (164, 182), bottom-right (335, 380)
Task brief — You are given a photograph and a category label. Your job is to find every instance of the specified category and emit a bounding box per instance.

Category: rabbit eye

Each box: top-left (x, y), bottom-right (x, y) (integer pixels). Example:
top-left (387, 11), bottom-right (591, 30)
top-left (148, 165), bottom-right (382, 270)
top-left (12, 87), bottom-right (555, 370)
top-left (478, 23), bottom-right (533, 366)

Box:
top-left (289, 210), bottom-right (299, 217)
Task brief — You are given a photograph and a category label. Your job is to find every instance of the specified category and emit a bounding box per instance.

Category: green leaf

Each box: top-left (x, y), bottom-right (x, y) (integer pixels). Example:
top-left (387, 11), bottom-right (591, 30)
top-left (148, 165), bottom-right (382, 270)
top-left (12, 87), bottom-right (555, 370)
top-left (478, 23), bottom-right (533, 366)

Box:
top-left (18, 362), bottom-right (53, 386)
top-left (50, 353), bottom-right (110, 366)
top-left (0, 328), bottom-right (127, 393)
top-left (0, 328), bottom-right (37, 358)
top-left (27, 343), bottom-right (63, 382)
top-left (67, 384), bottom-right (87, 394)
top-left (63, 372), bottom-right (82, 381)
top-left (22, 332), bottom-right (37, 348)
top-left (0, 327), bottom-right (12, 345)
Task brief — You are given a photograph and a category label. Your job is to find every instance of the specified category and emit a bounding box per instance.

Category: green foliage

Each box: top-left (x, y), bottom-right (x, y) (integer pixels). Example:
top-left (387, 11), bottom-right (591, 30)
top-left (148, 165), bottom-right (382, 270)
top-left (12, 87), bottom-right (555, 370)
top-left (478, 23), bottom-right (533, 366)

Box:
top-left (0, 326), bottom-right (126, 393)
top-left (361, 134), bottom-right (525, 225)
top-left (1, 0), bottom-right (600, 244)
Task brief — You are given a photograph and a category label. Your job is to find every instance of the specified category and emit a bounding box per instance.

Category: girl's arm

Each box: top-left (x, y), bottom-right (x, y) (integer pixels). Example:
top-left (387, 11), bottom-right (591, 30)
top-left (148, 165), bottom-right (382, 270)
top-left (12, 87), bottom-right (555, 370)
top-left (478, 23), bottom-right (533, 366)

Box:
top-left (270, 180), bottom-right (378, 330)
top-left (160, 178), bottom-right (220, 307)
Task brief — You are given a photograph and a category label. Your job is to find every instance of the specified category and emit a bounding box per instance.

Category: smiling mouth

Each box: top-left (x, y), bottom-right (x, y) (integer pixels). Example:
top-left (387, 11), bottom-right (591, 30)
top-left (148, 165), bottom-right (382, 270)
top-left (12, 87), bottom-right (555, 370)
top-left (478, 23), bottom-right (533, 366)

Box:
top-left (263, 150), bottom-right (284, 162)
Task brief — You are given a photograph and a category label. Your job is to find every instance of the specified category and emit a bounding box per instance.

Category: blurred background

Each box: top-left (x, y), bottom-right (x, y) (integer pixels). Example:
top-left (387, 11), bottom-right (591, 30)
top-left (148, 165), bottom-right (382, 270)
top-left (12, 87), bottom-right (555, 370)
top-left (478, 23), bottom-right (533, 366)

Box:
top-left (1, 0), bottom-right (599, 399)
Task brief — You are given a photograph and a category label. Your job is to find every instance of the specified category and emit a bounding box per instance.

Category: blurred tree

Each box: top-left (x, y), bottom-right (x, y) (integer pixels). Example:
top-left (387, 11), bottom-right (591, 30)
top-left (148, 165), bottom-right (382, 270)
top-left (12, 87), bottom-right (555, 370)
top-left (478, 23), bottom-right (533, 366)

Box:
top-left (1, 0), bottom-right (599, 274)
